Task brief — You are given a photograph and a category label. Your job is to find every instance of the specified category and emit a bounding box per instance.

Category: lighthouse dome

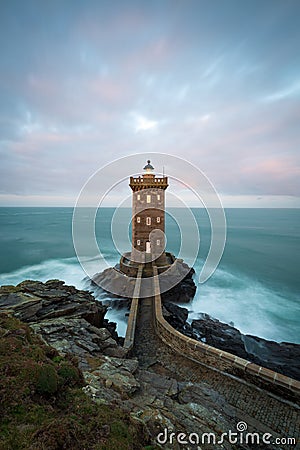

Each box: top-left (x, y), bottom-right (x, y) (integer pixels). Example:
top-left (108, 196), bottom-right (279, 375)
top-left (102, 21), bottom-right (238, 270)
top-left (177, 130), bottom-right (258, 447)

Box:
top-left (143, 160), bottom-right (154, 171)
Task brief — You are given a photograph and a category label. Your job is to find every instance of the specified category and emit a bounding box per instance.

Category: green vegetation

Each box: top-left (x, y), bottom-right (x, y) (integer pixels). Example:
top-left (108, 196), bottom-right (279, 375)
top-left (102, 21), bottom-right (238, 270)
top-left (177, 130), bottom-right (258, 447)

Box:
top-left (0, 313), bottom-right (149, 449)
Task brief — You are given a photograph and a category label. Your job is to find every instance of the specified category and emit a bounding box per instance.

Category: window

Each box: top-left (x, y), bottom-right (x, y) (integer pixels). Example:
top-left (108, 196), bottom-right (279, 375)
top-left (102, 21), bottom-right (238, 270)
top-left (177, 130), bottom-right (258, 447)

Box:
top-left (137, 239), bottom-right (140, 246)
top-left (146, 195), bottom-right (151, 203)
top-left (146, 217), bottom-right (151, 225)
top-left (137, 216), bottom-right (141, 223)
top-left (156, 217), bottom-right (160, 223)
top-left (157, 194), bottom-right (160, 201)
top-left (137, 194), bottom-right (141, 200)
top-left (156, 239), bottom-right (160, 246)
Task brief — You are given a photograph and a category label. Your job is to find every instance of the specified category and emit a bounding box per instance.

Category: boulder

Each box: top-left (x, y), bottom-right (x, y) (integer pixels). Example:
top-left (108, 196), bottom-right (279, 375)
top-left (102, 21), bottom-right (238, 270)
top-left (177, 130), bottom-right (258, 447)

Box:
top-left (87, 355), bottom-right (140, 397)
top-left (191, 313), bottom-right (249, 359)
top-left (0, 280), bottom-right (124, 370)
top-left (86, 258), bottom-right (197, 309)
top-left (0, 279), bottom-right (107, 328)
top-left (162, 304), bottom-right (300, 381)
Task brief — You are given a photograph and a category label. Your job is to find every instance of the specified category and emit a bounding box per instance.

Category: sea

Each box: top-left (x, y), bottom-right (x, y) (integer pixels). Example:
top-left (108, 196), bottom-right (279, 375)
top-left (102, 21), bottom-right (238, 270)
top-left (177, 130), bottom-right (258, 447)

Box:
top-left (0, 207), bottom-right (299, 344)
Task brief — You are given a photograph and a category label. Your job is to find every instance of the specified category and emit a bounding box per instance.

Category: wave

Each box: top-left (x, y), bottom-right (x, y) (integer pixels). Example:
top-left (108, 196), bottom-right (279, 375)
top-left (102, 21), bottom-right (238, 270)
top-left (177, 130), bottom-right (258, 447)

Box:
top-left (0, 255), bottom-right (128, 337)
top-left (0, 256), bottom-right (299, 343)
top-left (0, 257), bottom-right (86, 289)
top-left (187, 265), bottom-right (300, 344)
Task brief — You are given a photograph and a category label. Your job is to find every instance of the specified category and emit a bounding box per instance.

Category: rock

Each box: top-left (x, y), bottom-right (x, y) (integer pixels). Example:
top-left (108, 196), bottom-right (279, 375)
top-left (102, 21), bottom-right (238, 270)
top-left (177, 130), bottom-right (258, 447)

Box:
top-left (88, 355), bottom-right (140, 397)
top-left (86, 258), bottom-right (197, 309)
top-left (0, 280), bottom-right (108, 328)
top-left (83, 372), bottom-right (123, 405)
top-left (103, 346), bottom-right (129, 358)
top-left (103, 319), bottom-right (120, 343)
top-left (191, 314), bottom-right (300, 380)
top-left (191, 314), bottom-right (249, 360)
top-left (130, 408), bottom-right (176, 440)
top-left (242, 334), bottom-right (300, 381)
top-left (30, 317), bottom-right (124, 369)
top-left (90, 268), bottom-right (136, 299)
top-left (162, 305), bottom-right (300, 381)
top-left (90, 326), bottom-right (112, 341)
top-left (160, 260), bottom-right (196, 304)
top-left (162, 302), bottom-right (188, 329)
top-left (105, 379), bottom-right (113, 388)
top-left (0, 280), bottom-right (124, 370)
top-left (138, 370), bottom-right (179, 398)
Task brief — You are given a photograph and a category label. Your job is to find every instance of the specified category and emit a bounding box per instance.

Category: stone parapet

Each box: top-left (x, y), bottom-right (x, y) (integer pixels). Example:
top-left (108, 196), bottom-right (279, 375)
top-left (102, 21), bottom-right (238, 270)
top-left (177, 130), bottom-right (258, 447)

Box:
top-left (152, 265), bottom-right (300, 397)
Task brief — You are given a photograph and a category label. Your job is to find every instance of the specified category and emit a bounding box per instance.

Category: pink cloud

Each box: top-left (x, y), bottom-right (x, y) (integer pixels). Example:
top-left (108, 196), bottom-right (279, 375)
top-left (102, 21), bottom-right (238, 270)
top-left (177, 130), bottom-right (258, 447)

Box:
top-left (121, 37), bottom-right (179, 73)
top-left (88, 77), bottom-right (130, 104)
top-left (243, 158), bottom-right (300, 178)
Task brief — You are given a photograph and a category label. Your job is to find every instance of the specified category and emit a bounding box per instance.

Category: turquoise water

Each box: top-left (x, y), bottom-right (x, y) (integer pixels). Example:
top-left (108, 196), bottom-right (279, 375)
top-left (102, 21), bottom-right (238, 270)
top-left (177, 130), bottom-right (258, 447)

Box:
top-left (0, 207), bottom-right (299, 343)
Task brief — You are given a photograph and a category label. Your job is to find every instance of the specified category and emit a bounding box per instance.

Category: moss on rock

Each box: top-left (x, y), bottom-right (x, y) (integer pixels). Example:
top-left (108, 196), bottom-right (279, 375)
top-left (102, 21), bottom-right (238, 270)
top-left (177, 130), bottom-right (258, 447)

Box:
top-left (0, 313), bottom-right (150, 449)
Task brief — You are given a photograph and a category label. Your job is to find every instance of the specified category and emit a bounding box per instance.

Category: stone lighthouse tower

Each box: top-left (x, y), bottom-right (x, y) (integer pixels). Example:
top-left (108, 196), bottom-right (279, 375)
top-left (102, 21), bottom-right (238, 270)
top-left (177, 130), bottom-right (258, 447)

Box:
top-left (129, 160), bottom-right (168, 265)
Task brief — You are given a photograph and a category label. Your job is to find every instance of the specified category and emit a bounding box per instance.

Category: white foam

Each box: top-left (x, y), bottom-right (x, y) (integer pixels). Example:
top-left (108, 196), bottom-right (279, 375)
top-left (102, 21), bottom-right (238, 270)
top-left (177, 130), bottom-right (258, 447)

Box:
top-left (1, 257), bottom-right (298, 343)
top-left (187, 266), bottom-right (300, 344)
top-left (0, 256), bottom-right (129, 336)
top-left (104, 307), bottom-right (128, 337)
top-left (0, 256), bottom-right (111, 290)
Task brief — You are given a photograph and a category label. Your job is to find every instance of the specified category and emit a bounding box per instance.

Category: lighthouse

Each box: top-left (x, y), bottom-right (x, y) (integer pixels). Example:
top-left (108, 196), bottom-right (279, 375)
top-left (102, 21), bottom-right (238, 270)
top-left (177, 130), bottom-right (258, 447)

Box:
top-left (119, 160), bottom-right (169, 276)
top-left (129, 160), bottom-right (168, 264)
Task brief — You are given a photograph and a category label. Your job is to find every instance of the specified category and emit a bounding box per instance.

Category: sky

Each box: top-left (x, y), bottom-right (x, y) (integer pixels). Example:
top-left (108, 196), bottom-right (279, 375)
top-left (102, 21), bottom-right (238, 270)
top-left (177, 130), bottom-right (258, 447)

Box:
top-left (0, 0), bottom-right (299, 207)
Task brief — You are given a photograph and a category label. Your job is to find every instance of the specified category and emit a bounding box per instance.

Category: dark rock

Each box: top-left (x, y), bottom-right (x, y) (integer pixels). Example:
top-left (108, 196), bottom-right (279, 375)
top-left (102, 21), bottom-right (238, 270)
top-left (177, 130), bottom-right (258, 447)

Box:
top-left (86, 258), bottom-right (197, 309)
top-left (103, 319), bottom-right (121, 343)
top-left (242, 334), bottom-right (300, 381)
top-left (191, 314), bottom-right (249, 360)
top-left (0, 280), bottom-right (108, 329)
top-left (0, 280), bottom-right (125, 370)
top-left (90, 268), bottom-right (136, 299)
top-left (160, 261), bottom-right (196, 304)
top-left (28, 289), bottom-right (70, 298)
top-left (162, 302), bottom-right (195, 338)
top-left (162, 304), bottom-right (300, 381)
top-left (86, 356), bottom-right (140, 396)
top-left (162, 302), bottom-right (188, 329)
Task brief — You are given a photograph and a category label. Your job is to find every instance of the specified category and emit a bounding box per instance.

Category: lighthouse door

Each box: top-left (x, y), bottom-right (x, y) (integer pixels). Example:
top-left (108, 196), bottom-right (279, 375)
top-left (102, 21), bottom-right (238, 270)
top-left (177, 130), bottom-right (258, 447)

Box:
top-left (146, 241), bottom-right (151, 253)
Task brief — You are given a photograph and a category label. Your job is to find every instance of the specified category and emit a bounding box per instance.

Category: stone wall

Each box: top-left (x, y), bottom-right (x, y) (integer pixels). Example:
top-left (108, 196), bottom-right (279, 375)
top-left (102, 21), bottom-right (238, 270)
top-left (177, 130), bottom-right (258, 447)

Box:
top-left (152, 265), bottom-right (300, 397)
top-left (123, 265), bottom-right (143, 352)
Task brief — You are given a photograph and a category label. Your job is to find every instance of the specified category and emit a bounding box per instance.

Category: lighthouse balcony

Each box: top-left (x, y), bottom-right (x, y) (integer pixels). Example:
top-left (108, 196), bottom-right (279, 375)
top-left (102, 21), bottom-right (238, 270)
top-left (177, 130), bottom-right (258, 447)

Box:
top-left (119, 251), bottom-right (175, 277)
top-left (129, 176), bottom-right (168, 190)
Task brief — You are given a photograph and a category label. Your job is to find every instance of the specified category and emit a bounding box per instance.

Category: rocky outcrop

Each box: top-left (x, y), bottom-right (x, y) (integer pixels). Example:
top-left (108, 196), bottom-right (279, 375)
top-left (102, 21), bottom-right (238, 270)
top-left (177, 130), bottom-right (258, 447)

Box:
top-left (0, 279), bottom-right (238, 447)
top-left (84, 356), bottom-right (140, 398)
top-left (0, 312), bottom-right (148, 449)
top-left (0, 279), bottom-right (107, 326)
top-left (86, 259), bottom-right (196, 309)
top-left (0, 280), bottom-right (124, 369)
top-left (89, 267), bottom-right (136, 300)
top-left (1, 279), bottom-right (299, 448)
top-left (160, 262), bottom-right (196, 304)
top-left (162, 301), bottom-right (190, 330)
top-left (191, 314), bottom-right (300, 380)
top-left (162, 305), bottom-right (300, 381)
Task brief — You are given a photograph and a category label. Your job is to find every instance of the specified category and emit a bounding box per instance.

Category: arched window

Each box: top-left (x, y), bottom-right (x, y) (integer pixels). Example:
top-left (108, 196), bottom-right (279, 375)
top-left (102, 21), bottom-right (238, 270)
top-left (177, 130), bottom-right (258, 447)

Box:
top-left (137, 216), bottom-right (141, 223)
top-left (157, 217), bottom-right (160, 223)
top-left (146, 217), bottom-right (151, 225)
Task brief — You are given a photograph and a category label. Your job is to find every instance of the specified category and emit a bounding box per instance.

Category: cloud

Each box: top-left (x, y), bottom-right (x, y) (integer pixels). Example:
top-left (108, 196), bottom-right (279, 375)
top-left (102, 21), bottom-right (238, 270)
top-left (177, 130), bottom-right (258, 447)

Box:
top-left (0, 0), bottom-right (299, 206)
top-left (263, 81), bottom-right (300, 103)
top-left (133, 114), bottom-right (158, 132)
